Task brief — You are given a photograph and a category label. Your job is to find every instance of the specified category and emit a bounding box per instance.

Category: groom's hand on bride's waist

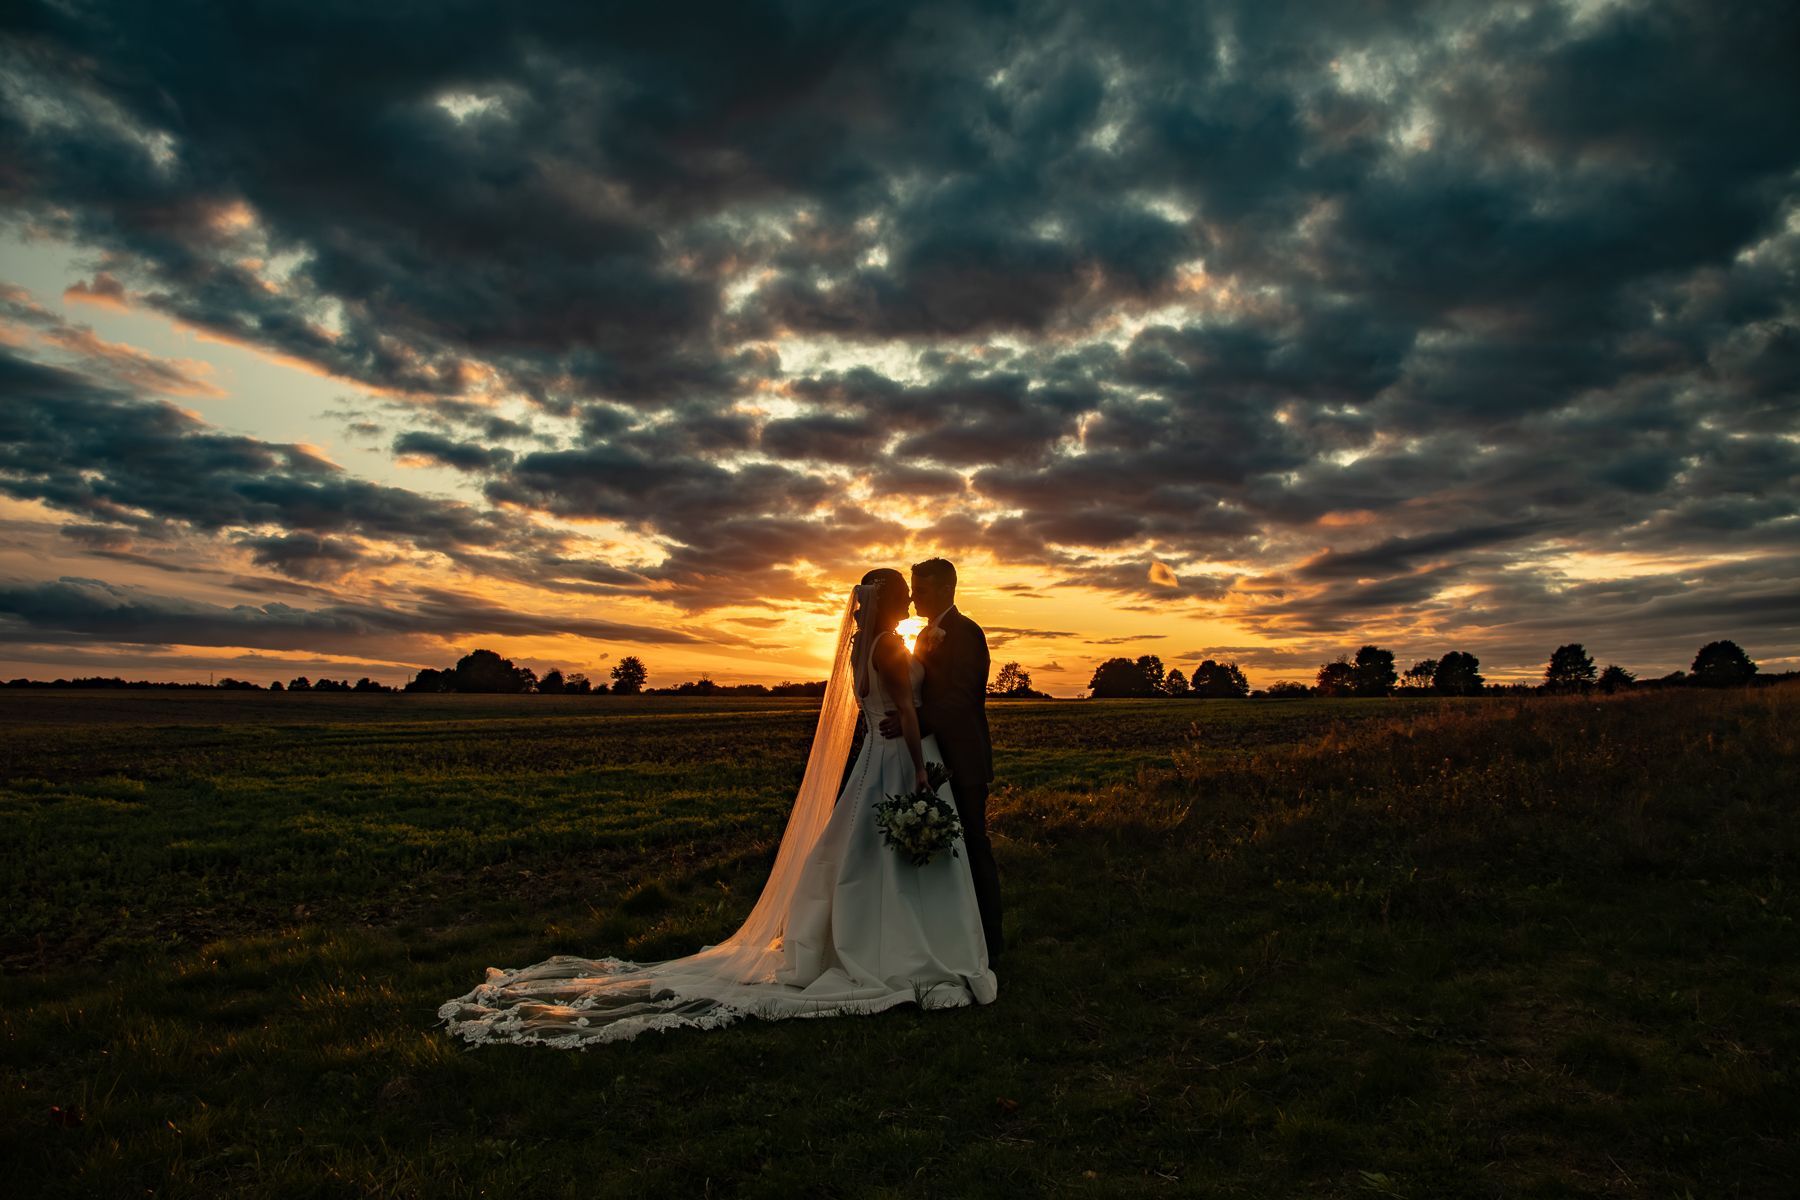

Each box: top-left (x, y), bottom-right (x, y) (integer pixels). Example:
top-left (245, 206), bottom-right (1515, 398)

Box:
top-left (881, 710), bottom-right (936, 739)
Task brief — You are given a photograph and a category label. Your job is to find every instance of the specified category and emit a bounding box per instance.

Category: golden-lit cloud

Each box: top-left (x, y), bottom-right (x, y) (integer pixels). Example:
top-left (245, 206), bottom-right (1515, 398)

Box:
top-left (63, 272), bottom-right (129, 311)
top-left (37, 324), bottom-right (225, 397)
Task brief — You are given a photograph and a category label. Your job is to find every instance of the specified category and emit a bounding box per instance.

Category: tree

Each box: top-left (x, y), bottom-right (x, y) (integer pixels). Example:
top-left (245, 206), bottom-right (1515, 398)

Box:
top-left (404, 667), bottom-right (450, 693)
top-left (1597, 664), bottom-right (1636, 694)
top-left (1266, 680), bottom-right (1310, 699)
top-left (991, 662), bottom-right (1031, 696)
top-left (1434, 650), bottom-right (1484, 696)
top-left (1088, 656), bottom-right (1160, 697)
top-left (1163, 668), bottom-right (1189, 697)
top-left (1088, 657), bottom-right (1134, 697)
top-left (1315, 658), bottom-right (1356, 697)
top-left (1136, 655), bottom-right (1166, 695)
top-left (270, 680), bottom-right (284, 692)
top-left (611, 656), bottom-right (648, 695)
top-left (1190, 659), bottom-right (1250, 698)
top-left (1352, 645), bottom-right (1397, 697)
top-left (1402, 658), bottom-right (1439, 691)
top-left (288, 676), bottom-right (312, 692)
top-left (454, 649), bottom-right (531, 694)
top-left (1545, 643), bottom-right (1596, 692)
top-left (538, 668), bottom-right (566, 695)
top-left (564, 672), bottom-right (592, 695)
top-left (1691, 640), bottom-right (1757, 686)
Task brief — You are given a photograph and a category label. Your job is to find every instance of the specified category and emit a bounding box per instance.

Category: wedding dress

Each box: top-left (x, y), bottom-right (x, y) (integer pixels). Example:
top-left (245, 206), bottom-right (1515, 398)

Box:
top-left (437, 584), bottom-right (996, 1048)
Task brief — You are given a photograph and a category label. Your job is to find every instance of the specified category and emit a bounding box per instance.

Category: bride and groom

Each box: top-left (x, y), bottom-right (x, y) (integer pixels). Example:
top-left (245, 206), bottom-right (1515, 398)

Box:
top-left (439, 557), bottom-right (1005, 1047)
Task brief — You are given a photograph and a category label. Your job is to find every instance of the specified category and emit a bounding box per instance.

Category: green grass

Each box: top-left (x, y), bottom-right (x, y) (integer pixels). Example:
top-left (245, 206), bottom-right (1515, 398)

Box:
top-left (2, 687), bottom-right (1795, 1197)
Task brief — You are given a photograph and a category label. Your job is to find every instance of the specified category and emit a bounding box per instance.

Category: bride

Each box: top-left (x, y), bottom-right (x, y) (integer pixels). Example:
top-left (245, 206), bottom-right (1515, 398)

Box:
top-left (437, 568), bottom-right (997, 1047)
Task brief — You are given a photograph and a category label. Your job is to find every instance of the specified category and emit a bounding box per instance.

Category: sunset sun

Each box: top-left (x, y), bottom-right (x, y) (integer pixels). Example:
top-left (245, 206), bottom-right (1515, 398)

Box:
top-left (896, 616), bottom-right (926, 654)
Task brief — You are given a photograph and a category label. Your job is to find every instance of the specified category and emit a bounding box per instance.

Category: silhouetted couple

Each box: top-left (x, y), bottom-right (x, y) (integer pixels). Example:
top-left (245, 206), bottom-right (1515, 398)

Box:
top-left (441, 558), bottom-right (1004, 1047)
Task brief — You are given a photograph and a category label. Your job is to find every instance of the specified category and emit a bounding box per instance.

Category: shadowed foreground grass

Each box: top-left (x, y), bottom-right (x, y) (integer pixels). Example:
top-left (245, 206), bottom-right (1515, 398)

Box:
top-left (1, 687), bottom-right (1795, 1197)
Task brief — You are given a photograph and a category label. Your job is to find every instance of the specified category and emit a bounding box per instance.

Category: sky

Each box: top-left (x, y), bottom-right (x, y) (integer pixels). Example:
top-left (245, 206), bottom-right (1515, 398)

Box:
top-left (1, 0), bottom-right (1796, 695)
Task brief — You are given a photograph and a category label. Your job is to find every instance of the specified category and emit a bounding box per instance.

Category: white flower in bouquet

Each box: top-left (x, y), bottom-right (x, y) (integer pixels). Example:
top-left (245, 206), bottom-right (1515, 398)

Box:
top-left (873, 761), bottom-right (964, 867)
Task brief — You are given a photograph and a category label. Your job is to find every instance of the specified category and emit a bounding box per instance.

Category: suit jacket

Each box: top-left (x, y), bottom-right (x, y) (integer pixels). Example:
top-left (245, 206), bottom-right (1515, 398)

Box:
top-left (916, 608), bottom-right (993, 786)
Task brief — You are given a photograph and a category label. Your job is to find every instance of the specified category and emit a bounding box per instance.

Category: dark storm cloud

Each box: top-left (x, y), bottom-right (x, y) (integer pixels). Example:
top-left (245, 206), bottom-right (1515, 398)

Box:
top-left (392, 430), bottom-right (516, 474)
top-left (236, 533), bottom-right (370, 582)
top-left (365, 397), bottom-right (547, 446)
top-left (1050, 558), bottom-right (1237, 604)
top-left (0, 0), bottom-right (1034, 403)
top-left (760, 412), bottom-right (886, 465)
top-left (865, 460), bottom-right (966, 500)
top-left (0, 347), bottom-right (514, 551)
top-left (1295, 521), bottom-right (1555, 581)
top-left (0, 576), bottom-right (714, 653)
top-left (1246, 565), bottom-right (1470, 634)
top-left (889, 374), bottom-right (1084, 468)
top-left (3, 0), bottom-right (1798, 672)
top-left (0, 344), bottom-right (679, 619)
top-left (488, 439), bottom-right (903, 608)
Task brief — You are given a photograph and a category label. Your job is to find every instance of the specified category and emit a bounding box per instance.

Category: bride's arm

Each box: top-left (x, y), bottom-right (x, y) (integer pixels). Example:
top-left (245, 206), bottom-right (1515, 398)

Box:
top-left (873, 633), bottom-right (930, 790)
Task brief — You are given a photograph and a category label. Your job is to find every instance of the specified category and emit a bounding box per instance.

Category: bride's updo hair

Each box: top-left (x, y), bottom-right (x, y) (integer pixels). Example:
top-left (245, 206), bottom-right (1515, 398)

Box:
top-left (856, 567), bottom-right (908, 631)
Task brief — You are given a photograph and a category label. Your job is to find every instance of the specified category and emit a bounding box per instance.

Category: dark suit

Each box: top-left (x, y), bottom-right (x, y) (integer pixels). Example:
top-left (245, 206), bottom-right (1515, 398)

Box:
top-left (915, 607), bottom-right (1004, 963)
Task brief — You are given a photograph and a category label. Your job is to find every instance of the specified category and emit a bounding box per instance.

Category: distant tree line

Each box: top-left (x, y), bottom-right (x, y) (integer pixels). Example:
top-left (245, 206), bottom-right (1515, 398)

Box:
top-left (278, 676), bottom-right (394, 692)
top-left (2, 675), bottom-right (256, 690)
top-left (1083, 638), bottom-right (1779, 699)
top-left (401, 650), bottom-right (826, 697)
top-left (405, 648), bottom-right (559, 693)
top-left (642, 677), bottom-right (828, 697)
top-left (1087, 655), bottom-right (1253, 698)
top-left (0, 649), bottom-right (828, 696)
top-left (5, 638), bottom-right (1780, 699)
top-left (1312, 646), bottom-right (1485, 697)
top-left (0, 674), bottom-right (393, 691)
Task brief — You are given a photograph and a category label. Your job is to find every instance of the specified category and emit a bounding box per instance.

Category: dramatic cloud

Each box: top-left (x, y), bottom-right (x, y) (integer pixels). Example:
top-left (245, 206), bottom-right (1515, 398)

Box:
top-left (0, 575), bottom-right (715, 654)
top-left (1, 0), bottom-right (1796, 684)
top-left (0, 347), bottom-right (515, 551)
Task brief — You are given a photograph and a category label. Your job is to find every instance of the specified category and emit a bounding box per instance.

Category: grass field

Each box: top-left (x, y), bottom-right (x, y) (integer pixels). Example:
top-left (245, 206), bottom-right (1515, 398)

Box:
top-left (2, 687), bottom-right (1795, 1197)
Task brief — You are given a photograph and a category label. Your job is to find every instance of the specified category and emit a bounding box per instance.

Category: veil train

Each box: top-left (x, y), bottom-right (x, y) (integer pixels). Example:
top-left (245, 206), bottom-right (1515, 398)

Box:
top-left (438, 588), bottom-right (873, 1047)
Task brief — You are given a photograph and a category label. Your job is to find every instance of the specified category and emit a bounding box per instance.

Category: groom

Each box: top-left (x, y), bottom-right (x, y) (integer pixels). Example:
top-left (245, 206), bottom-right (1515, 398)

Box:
top-left (879, 557), bottom-right (1004, 967)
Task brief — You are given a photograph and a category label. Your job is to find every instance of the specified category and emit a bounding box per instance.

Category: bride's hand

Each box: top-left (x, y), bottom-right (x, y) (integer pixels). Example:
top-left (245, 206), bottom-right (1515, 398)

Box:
top-left (914, 765), bottom-right (931, 792)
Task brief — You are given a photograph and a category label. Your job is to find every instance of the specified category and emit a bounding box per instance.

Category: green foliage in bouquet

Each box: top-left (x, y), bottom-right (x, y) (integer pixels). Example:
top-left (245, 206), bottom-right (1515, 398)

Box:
top-left (873, 761), bottom-right (963, 866)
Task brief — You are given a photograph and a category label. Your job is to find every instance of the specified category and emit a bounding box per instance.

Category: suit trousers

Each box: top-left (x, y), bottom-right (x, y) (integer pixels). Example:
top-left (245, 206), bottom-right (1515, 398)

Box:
top-left (953, 779), bottom-right (1004, 963)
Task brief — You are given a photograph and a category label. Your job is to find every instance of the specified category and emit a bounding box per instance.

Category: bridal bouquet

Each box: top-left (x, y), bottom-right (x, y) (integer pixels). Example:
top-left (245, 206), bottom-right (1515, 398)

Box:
top-left (873, 761), bottom-right (963, 866)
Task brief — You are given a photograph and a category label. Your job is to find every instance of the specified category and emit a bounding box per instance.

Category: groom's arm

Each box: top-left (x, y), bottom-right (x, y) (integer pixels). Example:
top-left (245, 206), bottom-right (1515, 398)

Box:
top-left (879, 705), bottom-right (930, 739)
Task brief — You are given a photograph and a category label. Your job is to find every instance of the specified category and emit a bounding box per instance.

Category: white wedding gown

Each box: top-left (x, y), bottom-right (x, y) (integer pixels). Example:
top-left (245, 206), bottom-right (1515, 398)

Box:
top-left (438, 608), bottom-right (996, 1048)
top-left (772, 630), bottom-right (996, 1008)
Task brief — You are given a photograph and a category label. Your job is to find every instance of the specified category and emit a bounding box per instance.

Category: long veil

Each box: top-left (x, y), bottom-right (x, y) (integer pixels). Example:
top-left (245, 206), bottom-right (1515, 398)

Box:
top-left (437, 587), bottom-right (870, 1047)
